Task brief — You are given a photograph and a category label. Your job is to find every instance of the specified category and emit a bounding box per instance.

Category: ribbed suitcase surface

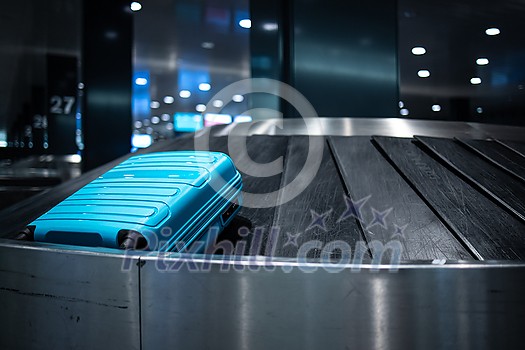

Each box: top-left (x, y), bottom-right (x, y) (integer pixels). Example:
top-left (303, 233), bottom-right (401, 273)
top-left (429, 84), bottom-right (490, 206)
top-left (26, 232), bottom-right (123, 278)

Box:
top-left (27, 151), bottom-right (243, 251)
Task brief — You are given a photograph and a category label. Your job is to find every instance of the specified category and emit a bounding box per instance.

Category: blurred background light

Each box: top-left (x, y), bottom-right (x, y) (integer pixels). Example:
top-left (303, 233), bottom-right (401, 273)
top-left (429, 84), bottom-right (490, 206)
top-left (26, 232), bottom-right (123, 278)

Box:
top-left (198, 83), bottom-right (211, 91)
top-left (485, 27), bottom-right (500, 36)
top-left (179, 90), bottom-right (191, 98)
top-left (232, 94), bottom-right (244, 102)
top-left (418, 70), bottom-right (430, 78)
top-left (476, 58), bottom-right (489, 65)
top-left (130, 2), bottom-right (142, 12)
top-left (470, 77), bottom-right (482, 85)
top-left (132, 134), bottom-right (152, 148)
top-left (411, 47), bottom-right (426, 55)
top-left (239, 19), bottom-right (251, 29)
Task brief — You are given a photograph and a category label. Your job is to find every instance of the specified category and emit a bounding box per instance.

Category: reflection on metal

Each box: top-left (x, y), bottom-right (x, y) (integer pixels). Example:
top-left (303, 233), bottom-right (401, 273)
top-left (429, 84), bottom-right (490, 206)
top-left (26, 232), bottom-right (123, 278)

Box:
top-left (1, 241), bottom-right (525, 348)
top-left (139, 253), bottom-right (525, 349)
top-left (0, 240), bottom-right (141, 350)
top-left (213, 117), bottom-right (525, 140)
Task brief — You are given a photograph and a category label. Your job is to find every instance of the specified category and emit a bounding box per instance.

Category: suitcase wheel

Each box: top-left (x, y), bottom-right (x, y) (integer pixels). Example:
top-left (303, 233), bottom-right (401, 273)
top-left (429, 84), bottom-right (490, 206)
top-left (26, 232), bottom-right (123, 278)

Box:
top-left (118, 230), bottom-right (148, 250)
top-left (15, 225), bottom-right (35, 241)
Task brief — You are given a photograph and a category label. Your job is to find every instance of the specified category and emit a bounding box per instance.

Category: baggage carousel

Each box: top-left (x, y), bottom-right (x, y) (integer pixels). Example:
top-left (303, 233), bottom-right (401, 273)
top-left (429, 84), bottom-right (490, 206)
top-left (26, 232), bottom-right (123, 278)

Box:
top-left (1, 118), bottom-right (525, 349)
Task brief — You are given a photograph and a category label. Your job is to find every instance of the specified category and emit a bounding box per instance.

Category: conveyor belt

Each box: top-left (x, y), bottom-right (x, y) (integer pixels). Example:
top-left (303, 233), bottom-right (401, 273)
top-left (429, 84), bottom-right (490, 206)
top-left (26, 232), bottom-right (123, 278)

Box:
top-left (2, 131), bottom-right (525, 260)
top-left (457, 138), bottom-right (525, 183)
top-left (417, 136), bottom-right (525, 222)
top-left (2, 119), bottom-right (525, 350)
top-left (497, 139), bottom-right (525, 158)
top-left (329, 136), bottom-right (472, 260)
top-left (271, 136), bottom-right (367, 259)
top-left (374, 136), bottom-right (525, 260)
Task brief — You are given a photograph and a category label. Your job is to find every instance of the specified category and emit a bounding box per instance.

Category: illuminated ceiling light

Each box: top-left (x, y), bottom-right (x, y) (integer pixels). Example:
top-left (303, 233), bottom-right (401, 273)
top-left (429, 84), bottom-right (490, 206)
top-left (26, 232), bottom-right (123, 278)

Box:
top-left (470, 77), bottom-right (482, 85)
top-left (263, 23), bottom-right (278, 31)
top-left (164, 95), bottom-right (175, 104)
top-left (150, 101), bottom-right (160, 109)
top-left (151, 116), bottom-right (160, 124)
top-left (432, 104), bottom-right (441, 112)
top-left (411, 47), bottom-right (426, 55)
top-left (205, 113), bottom-right (233, 124)
top-left (166, 123), bottom-right (174, 131)
top-left (132, 134), bottom-right (152, 148)
top-left (134, 121), bottom-right (143, 129)
top-left (235, 115), bottom-right (253, 123)
top-left (198, 83), bottom-right (211, 91)
top-left (135, 77), bottom-right (148, 86)
top-left (201, 42), bottom-right (215, 49)
top-left (179, 90), bottom-right (191, 98)
top-left (161, 113), bottom-right (170, 122)
top-left (398, 101), bottom-right (404, 108)
top-left (70, 154), bottom-right (82, 163)
top-left (212, 100), bottom-right (224, 108)
top-left (232, 94), bottom-right (244, 103)
top-left (239, 19), bottom-right (251, 29)
top-left (476, 107), bottom-right (483, 114)
top-left (400, 108), bottom-right (409, 116)
top-left (78, 82), bottom-right (84, 89)
top-left (485, 28), bottom-right (500, 36)
top-left (196, 104), bottom-right (206, 112)
top-left (476, 58), bottom-right (489, 65)
top-left (130, 2), bottom-right (142, 12)
top-left (418, 70), bottom-right (430, 78)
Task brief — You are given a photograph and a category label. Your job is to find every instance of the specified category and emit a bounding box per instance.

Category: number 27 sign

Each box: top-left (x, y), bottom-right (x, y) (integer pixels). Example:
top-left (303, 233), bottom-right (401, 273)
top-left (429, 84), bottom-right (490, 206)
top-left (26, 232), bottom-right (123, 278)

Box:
top-left (49, 95), bottom-right (76, 115)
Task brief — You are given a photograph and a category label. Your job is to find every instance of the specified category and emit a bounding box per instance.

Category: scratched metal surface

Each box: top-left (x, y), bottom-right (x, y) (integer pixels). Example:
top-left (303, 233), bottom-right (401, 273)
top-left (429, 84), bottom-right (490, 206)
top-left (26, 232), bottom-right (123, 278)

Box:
top-left (374, 136), bottom-right (525, 260)
top-left (139, 254), bottom-right (525, 350)
top-left (329, 136), bottom-right (472, 260)
top-left (0, 241), bottom-right (142, 350)
top-left (457, 138), bottom-right (525, 183)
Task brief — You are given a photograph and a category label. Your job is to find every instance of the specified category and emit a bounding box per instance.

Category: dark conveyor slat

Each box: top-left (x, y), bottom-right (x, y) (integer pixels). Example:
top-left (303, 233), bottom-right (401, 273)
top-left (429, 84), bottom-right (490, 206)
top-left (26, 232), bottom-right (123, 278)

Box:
top-left (373, 136), bottom-right (525, 260)
top-left (329, 136), bottom-right (472, 260)
top-left (416, 136), bottom-right (525, 223)
top-left (457, 138), bottom-right (525, 183)
top-left (207, 136), bottom-right (288, 253)
top-left (271, 136), bottom-right (369, 259)
top-left (496, 139), bottom-right (525, 159)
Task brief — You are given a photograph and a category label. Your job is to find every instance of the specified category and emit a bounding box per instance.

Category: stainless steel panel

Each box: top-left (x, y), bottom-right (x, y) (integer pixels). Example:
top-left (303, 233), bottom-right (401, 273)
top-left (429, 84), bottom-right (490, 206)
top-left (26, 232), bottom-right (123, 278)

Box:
top-left (468, 122), bottom-right (525, 141)
top-left (214, 118), bottom-right (525, 141)
top-left (140, 255), bottom-right (525, 350)
top-left (215, 117), bottom-right (494, 138)
top-left (0, 240), bottom-right (141, 350)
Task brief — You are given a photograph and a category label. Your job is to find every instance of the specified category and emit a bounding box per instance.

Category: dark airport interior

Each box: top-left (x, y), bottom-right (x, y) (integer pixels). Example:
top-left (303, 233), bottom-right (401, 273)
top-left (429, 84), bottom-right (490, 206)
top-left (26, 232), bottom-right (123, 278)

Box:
top-left (1, 1), bottom-right (525, 349)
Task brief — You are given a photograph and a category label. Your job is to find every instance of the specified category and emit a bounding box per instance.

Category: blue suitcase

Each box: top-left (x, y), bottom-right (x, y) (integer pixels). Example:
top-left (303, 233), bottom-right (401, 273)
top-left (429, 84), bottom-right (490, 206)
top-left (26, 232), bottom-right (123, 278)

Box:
top-left (19, 151), bottom-right (242, 251)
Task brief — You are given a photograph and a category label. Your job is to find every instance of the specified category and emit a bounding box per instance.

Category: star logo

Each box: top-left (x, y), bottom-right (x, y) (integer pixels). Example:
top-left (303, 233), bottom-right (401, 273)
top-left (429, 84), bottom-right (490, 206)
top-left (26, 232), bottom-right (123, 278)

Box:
top-left (283, 232), bottom-right (301, 248)
top-left (391, 223), bottom-right (408, 239)
top-left (306, 209), bottom-right (332, 231)
top-left (366, 207), bottom-right (393, 230)
top-left (338, 195), bottom-right (370, 223)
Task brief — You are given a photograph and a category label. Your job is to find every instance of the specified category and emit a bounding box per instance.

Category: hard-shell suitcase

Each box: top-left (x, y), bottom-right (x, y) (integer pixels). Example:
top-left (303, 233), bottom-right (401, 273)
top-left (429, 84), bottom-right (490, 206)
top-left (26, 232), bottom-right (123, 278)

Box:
top-left (19, 151), bottom-right (243, 251)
